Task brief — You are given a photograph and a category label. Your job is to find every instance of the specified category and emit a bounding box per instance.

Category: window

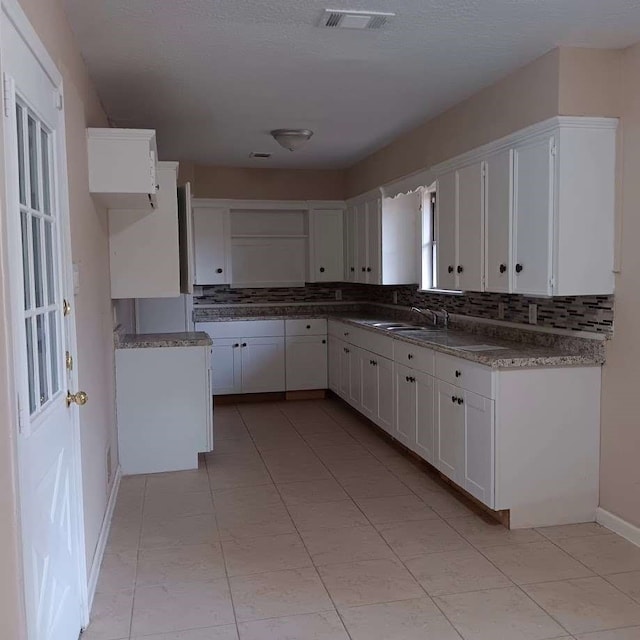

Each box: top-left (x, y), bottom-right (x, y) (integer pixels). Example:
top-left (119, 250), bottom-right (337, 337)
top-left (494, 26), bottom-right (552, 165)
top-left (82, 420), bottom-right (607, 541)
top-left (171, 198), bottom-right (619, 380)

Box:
top-left (420, 185), bottom-right (437, 290)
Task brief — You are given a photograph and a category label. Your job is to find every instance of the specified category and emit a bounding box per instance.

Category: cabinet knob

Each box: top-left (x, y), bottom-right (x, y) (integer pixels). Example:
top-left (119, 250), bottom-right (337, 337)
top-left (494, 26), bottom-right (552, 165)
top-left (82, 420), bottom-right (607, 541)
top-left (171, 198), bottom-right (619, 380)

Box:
top-left (319, 267), bottom-right (325, 273)
top-left (216, 268), bottom-right (223, 274)
top-left (457, 265), bottom-right (464, 274)
top-left (322, 339), bottom-right (326, 344)
top-left (373, 361), bottom-right (378, 367)
top-left (499, 264), bottom-right (507, 273)
top-left (344, 332), bottom-right (349, 337)
top-left (448, 265), bottom-right (454, 274)
top-left (408, 354), bottom-right (413, 360)
top-left (367, 267), bottom-right (372, 273)
top-left (233, 343), bottom-right (239, 348)
top-left (455, 370), bottom-right (461, 378)
top-left (362, 267), bottom-right (366, 272)
top-left (457, 397), bottom-right (464, 405)
top-left (406, 376), bottom-right (410, 382)
top-left (410, 376), bottom-right (415, 382)
top-left (345, 348), bottom-right (350, 353)
top-left (350, 267), bottom-right (355, 272)
top-left (515, 263), bottom-right (524, 273)
top-left (241, 342), bottom-right (247, 347)
top-left (451, 395), bottom-right (457, 403)
top-left (306, 325), bottom-right (311, 329)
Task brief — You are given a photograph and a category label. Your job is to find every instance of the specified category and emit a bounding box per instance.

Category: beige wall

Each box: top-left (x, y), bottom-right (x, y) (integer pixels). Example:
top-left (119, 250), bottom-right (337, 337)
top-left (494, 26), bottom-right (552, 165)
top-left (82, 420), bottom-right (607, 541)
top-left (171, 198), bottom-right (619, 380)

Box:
top-left (192, 164), bottom-right (346, 200)
top-left (0, 1), bottom-right (114, 634)
top-left (600, 42), bottom-right (640, 528)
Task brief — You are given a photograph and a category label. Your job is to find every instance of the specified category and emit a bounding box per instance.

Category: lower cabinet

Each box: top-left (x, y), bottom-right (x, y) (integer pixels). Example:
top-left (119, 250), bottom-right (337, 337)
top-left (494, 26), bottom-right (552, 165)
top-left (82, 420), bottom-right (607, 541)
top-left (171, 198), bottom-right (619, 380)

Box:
top-left (362, 353), bottom-right (394, 434)
top-left (286, 335), bottom-right (328, 391)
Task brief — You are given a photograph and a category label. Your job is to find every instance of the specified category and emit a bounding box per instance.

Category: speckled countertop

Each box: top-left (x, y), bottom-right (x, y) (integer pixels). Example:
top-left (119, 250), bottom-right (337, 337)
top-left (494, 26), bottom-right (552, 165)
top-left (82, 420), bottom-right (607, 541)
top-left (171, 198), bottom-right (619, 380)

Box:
top-left (115, 332), bottom-right (212, 349)
top-left (193, 304), bottom-right (605, 369)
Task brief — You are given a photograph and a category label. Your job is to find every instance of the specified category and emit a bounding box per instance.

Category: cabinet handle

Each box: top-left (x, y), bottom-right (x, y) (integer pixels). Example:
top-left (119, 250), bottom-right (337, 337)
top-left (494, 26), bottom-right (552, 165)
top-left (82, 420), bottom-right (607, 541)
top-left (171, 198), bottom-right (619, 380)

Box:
top-left (457, 397), bottom-right (464, 405)
top-left (367, 267), bottom-right (372, 273)
top-left (216, 268), bottom-right (223, 274)
top-left (455, 370), bottom-right (461, 378)
top-left (344, 332), bottom-right (350, 337)
top-left (457, 265), bottom-right (464, 274)
top-left (515, 263), bottom-right (524, 273)
top-left (406, 376), bottom-right (410, 383)
top-left (233, 343), bottom-right (239, 348)
top-left (361, 267), bottom-right (366, 272)
top-left (499, 264), bottom-right (507, 273)
top-left (448, 265), bottom-right (454, 274)
top-left (372, 361), bottom-right (377, 367)
top-left (322, 339), bottom-right (326, 344)
top-left (451, 395), bottom-right (457, 403)
top-left (345, 348), bottom-right (350, 353)
top-left (350, 267), bottom-right (355, 272)
top-left (306, 325), bottom-right (311, 329)
top-left (408, 354), bottom-right (413, 360)
top-left (319, 267), bottom-right (325, 273)
top-left (410, 376), bottom-right (415, 382)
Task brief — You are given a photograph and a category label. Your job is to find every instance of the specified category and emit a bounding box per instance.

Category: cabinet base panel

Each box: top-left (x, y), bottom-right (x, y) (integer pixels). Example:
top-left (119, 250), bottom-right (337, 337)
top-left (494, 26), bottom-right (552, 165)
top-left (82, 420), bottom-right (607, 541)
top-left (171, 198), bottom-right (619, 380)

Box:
top-left (215, 389), bottom-right (327, 405)
top-left (285, 389), bottom-right (327, 400)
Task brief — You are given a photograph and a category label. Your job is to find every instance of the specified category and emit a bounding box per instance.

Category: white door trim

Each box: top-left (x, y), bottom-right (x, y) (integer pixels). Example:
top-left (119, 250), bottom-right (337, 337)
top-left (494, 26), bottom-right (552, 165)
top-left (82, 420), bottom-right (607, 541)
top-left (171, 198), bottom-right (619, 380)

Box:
top-left (1, 0), bottom-right (89, 630)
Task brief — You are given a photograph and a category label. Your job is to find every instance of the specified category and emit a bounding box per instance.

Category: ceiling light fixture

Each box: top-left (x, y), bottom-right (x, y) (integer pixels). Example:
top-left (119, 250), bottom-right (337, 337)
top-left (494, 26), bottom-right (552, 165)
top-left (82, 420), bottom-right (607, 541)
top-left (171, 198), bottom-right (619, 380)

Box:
top-left (270, 129), bottom-right (314, 152)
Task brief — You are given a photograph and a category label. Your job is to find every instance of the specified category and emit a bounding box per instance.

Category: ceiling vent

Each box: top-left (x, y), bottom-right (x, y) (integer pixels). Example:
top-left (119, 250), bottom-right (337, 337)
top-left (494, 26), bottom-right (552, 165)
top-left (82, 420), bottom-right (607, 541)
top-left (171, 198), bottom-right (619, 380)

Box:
top-left (250, 152), bottom-right (272, 159)
top-left (320, 9), bottom-right (395, 30)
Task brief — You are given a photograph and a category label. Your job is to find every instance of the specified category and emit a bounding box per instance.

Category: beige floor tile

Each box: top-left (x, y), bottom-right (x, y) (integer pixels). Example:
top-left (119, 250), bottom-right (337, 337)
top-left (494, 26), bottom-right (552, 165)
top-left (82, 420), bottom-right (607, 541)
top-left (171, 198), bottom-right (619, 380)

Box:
top-left (106, 517), bottom-right (142, 551)
top-left (277, 479), bottom-right (349, 506)
top-left (378, 454), bottom-right (424, 476)
top-left (213, 483), bottom-right (283, 510)
top-left (131, 625), bottom-right (239, 640)
top-left (136, 543), bottom-right (226, 586)
top-left (419, 489), bottom-right (477, 519)
top-left (324, 457), bottom-right (389, 481)
top-left (535, 522), bottom-right (610, 541)
top-left (405, 547), bottom-right (512, 596)
top-left (303, 431), bottom-right (359, 449)
top-left (523, 576), bottom-right (640, 635)
top-left (574, 628), bottom-right (640, 639)
top-left (340, 473), bottom-right (413, 500)
top-left (482, 541), bottom-right (595, 584)
top-left (237, 611), bottom-right (350, 640)
top-left (143, 491), bottom-right (214, 520)
top-left (288, 500), bottom-right (369, 531)
top-left (376, 518), bottom-right (471, 559)
top-left (208, 464), bottom-right (273, 490)
top-left (216, 504), bottom-right (296, 541)
top-left (355, 494), bottom-right (439, 524)
top-left (556, 535), bottom-right (640, 575)
top-left (317, 558), bottom-right (424, 608)
top-left (230, 567), bottom-right (333, 623)
top-left (212, 436), bottom-right (258, 455)
top-left (301, 525), bottom-right (396, 566)
top-left (605, 571), bottom-right (640, 602)
top-left (223, 533), bottom-right (312, 576)
top-left (340, 597), bottom-right (462, 640)
top-left (448, 516), bottom-right (545, 548)
top-left (131, 579), bottom-right (234, 636)
top-left (311, 444), bottom-right (376, 463)
top-left (395, 471), bottom-right (446, 496)
top-left (145, 469), bottom-right (211, 496)
top-left (96, 549), bottom-right (137, 593)
top-left (206, 450), bottom-right (264, 468)
top-left (434, 586), bottom-right (565, 640)
top-left (140, 513), bottom-right (218, 549)
top-left (82, 589), bottom-right (133, 640)
top-left (262, 450), bottom-right (331, 483)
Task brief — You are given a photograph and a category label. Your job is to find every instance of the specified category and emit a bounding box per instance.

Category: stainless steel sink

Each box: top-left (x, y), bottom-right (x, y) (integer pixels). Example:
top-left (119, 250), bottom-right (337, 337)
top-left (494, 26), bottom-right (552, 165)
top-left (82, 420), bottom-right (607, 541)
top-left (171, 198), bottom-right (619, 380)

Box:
top-left (386, 325), bottom-right (443, 332)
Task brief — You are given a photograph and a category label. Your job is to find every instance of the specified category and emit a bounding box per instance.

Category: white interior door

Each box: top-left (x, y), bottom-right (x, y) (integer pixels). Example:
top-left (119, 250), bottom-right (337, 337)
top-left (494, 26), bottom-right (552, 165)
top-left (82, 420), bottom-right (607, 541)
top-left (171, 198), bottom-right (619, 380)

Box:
top-left (2, 4), bottom-right (86, 639)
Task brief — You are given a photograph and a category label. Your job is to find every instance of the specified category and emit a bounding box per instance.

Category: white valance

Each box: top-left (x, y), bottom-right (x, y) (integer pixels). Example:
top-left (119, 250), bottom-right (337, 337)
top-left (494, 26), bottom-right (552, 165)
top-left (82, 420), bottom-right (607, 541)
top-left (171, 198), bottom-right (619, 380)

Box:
top-left (381, 168), bottom-right (434, 199)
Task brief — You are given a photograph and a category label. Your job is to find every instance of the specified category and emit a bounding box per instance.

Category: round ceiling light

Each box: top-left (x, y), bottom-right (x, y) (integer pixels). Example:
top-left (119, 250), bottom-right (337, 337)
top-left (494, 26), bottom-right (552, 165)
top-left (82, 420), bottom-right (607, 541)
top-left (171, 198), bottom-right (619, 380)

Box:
top-left (270, 129), bottom-right (314, 152)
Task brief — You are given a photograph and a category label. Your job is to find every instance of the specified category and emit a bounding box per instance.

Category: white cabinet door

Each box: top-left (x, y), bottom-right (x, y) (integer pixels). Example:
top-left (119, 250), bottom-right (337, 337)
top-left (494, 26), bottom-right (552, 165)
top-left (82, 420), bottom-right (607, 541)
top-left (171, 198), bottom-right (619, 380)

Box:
top-left (436, 171), bottom-right (457, 290)
top-left (513, 135), bottom-right (554, 296)
top-left (355, 203), bottom-right (368, 283)
top-left (366, 197), bottom-right (382, 284)
top-left (436, 380), bottom-right (463, 483)
top-left (395, 364), bottom-right (417, 449)
top-left (328, 336), bottom-right (343, 394)
top-left (193, 205), bottom-right (230, 285)
top-left (345, 204), bottom-right (357, 281)
top-left (414, 370), bottom-right (436, 464)
top-left (348, 346), bottom-right (363, 409)
top-left (456, 162), bottom-right (484, 291)
top-left (463, 390), bottom-right (495, 508)
top-left (485, 149), bottom-right (513, 293)
top-left (241, 337), bottom-right (285, 393)
top-left (285, 335), bottom-right (328, 391)
top-left (361, 353), bottom-right (378, 421)
top-left (311, 209), bottom-right (344, 282)
top-left (211, 338), bottom-right (242, 395)
top-left (376, 356), bottom-right (394, 434)
top-left (338, 341), bottom-right (351, 399)
top-left (177, 181), bottom-right (194, 294)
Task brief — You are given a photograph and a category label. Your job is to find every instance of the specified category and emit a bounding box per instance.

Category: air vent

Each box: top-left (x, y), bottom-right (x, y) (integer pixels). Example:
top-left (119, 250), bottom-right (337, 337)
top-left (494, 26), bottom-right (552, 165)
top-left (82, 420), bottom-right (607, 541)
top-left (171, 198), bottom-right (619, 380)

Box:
top-left (250, 152), bottom-right (272, 159)
top-left (320, 9), bottom-right (395, 30)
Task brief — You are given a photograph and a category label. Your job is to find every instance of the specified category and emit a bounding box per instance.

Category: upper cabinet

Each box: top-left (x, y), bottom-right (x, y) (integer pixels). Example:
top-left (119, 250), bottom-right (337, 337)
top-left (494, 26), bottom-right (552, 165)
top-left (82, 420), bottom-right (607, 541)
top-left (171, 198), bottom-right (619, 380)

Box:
top-left (434, 117), bottom-right (617, 296)
top-left (308, 202), bottom-right (345, 283)
top-left (345, 189), bottom-right (419, 286)
top-left (87, 128), bottom-right (158, 210)
top-left (192, 202), bottom-right (230, 286)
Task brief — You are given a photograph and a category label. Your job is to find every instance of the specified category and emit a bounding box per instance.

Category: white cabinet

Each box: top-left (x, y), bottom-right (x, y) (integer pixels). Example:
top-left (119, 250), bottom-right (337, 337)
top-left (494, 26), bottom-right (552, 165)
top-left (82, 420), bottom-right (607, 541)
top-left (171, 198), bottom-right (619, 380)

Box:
top-left (241, 337), bottom-right (285, 393)
top-left (344, 203), bottom-right (358, 281)
top-left (285, 319), bottom-right (328, 391)
top-left (462, 390), bottom-right (494, 507)
top-left (210, 338), bottom-right (242, 395)
top-left (436, 380), bottom-right (463, 484)
top-left (87, 128), bottom-right (158, 209)
top-left (109, 161), bottom-right (185, 299)
top-left (192, 203), bottom-right (230, 285)
top-left (415, 371), bottom-right (436, 463)
top-left (177, 182), bottom-right (194, 295)
top-left (309, 206), bottom-right (344, 282)
top-left (436, 161), bottom-right (484, 291)
top-left (351, 196), bottom-right (381, 284)
top-left (395, 364), bottom-right (417, 447)
top-left (361, 353), bottom-right (394, 434)
top-left (328, 336), bottom-right (343, 394)
top-left (348, 345), bottom-right (363, 408)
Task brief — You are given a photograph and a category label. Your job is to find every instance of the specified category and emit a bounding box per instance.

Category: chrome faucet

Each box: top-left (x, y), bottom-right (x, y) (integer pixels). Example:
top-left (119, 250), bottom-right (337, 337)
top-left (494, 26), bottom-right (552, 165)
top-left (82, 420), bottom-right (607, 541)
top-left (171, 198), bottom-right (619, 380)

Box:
top-left (411, 306), bottom-right (449, 329)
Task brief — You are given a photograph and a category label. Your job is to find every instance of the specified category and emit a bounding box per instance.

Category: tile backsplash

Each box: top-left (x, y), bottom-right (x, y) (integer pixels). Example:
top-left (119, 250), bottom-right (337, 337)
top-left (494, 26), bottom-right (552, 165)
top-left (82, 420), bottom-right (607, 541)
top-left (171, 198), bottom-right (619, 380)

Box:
top-left (196, 284), bottom-right (614, 335)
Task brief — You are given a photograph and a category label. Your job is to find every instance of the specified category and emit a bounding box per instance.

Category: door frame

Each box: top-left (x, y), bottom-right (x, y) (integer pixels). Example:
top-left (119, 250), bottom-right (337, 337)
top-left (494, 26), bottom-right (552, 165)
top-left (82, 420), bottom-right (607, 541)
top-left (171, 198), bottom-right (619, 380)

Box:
top-left (0, 0), bottom-right (89, 631)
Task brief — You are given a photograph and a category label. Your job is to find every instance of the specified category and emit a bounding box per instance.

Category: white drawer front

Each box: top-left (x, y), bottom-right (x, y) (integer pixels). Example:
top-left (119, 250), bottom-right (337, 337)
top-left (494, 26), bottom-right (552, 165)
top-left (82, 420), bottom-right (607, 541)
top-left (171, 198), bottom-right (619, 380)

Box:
top-left (356, 329), bottom-right (394, 360)
top-left (435, 353), bottom-right (494, 398)
top-left (196, 319), bottom-right (284, 339)
top-left (328, 320), bottom-right (354, 340)
top-left (285, 318), bottom-right (327, 336)
top-left (394, 340), bottom-right (434, 375)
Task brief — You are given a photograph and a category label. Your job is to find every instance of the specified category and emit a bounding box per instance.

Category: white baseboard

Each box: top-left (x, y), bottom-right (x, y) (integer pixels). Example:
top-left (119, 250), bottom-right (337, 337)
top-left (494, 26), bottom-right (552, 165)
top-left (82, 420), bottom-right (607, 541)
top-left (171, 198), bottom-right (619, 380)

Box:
top-left (87, 465), bottom-right (121, 610)
top-left (597, 507), bottom-right (640, 548)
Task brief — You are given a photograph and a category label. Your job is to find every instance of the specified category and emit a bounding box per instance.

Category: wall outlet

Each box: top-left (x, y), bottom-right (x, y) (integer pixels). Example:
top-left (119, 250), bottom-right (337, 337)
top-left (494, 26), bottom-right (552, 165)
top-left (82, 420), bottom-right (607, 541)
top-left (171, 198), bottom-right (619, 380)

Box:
top-left (393, 290), bottom-right (398, 305)
top-left (528, 303), bottom-right (538, 324)
top-left (497, 302), bottom-right (505, 320)
top-left (335, 289), bottom-right (342, 301)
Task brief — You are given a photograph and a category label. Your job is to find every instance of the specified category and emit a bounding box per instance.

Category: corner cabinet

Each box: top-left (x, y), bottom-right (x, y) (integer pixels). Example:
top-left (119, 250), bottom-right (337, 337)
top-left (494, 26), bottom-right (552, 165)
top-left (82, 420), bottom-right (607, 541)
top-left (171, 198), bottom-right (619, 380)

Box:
top-left (434, 116), bottom-right (617, 296)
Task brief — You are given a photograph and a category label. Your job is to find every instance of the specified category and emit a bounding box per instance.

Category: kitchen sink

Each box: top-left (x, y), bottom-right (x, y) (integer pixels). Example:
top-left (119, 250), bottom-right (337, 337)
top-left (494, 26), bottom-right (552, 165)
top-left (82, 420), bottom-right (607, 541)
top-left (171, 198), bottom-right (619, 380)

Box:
top-left (385, 325), bottom-right (443, 332)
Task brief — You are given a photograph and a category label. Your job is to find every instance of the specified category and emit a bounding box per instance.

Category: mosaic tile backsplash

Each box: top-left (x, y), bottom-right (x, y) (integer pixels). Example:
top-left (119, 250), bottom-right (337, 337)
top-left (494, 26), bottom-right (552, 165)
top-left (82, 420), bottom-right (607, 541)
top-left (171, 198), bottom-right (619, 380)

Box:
top-left (196, 284), bottom-right (614, 335)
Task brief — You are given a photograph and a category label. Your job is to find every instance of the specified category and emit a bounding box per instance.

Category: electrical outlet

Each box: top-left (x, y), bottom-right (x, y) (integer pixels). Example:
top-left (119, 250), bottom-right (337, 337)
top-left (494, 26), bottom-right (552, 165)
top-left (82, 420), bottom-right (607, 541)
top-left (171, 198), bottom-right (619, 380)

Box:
top-left (497, 302), bottom-right (505, 320)
top-left (528, 303), bottom-right (538, 325)
top-left (392, 290), bottom-right (398, 305)
top-left (335, 289), bottom-right (342, 301)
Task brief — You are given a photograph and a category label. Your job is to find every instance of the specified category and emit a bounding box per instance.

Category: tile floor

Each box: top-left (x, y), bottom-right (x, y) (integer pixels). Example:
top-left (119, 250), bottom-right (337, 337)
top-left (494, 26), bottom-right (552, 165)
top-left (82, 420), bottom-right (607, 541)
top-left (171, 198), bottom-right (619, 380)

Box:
top-left (85, 398), bottom-right (640, 640)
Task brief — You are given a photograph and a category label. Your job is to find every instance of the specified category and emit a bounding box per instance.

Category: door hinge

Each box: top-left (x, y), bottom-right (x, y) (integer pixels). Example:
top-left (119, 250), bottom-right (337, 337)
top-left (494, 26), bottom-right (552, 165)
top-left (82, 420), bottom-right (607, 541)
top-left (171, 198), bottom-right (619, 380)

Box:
top-left (550, 139), bottom-right (557, 157)
top-left (549, 276), bottom-right (556, 291)
top-left (3, 74), bottom-right (11, 118)
top-left (54, 90), bottom-right (63, 111)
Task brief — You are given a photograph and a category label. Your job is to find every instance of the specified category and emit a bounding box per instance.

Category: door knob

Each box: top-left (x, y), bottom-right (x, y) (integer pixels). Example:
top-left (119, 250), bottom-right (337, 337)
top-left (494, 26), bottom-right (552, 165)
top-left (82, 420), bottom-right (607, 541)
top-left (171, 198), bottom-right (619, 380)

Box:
top-left (66, 390), bottom-right (88, 407)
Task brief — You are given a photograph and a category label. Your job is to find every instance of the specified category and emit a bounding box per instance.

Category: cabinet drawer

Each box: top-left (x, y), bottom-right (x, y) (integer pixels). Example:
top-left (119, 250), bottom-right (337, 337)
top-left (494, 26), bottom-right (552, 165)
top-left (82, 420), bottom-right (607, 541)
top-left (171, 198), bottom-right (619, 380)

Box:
top-left (328, 320), bottom-right (352, 339)
top-left (435, 353), bottom-right (494, 398)
top-left (196, 319), bottom-right (284, 339)
top-left (394, 341), bottom-right (434, 375)
top-left (355, 329), bottom-right (394, 360)
top-left (286, 318), bottom-right (327, 336)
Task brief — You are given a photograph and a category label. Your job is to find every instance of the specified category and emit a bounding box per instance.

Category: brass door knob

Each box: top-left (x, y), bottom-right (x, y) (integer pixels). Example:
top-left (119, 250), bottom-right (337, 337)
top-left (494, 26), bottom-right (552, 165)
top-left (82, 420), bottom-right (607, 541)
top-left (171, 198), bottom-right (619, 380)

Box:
top-left (66, 390), bottom-right (88, 407)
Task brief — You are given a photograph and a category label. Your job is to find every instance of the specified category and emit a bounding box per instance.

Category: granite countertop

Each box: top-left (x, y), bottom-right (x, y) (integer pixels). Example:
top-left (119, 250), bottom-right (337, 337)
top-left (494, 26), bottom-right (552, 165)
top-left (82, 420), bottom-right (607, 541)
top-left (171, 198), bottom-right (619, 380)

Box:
top-left (115, 332), bottom-right (212, 349)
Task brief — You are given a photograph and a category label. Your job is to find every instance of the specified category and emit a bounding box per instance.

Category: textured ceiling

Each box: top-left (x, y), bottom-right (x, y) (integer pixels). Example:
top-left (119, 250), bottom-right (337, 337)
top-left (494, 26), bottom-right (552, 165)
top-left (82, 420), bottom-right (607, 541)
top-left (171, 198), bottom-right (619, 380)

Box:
top-left (63, 0), bottom-right (640, 169)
